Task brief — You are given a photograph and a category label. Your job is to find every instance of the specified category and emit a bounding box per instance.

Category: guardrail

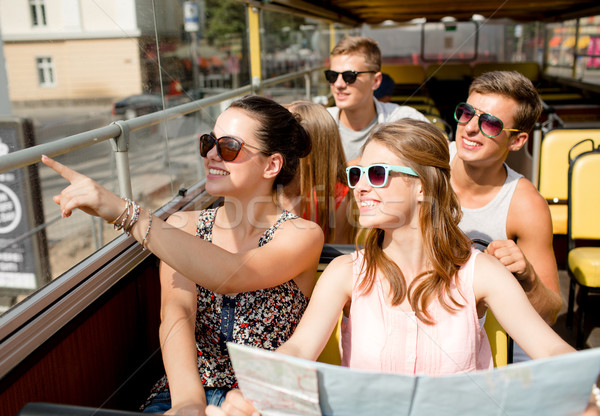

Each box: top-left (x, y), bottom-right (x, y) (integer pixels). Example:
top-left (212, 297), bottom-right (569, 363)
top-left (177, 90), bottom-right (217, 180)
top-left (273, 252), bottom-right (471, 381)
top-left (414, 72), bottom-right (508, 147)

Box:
top-left (0, 67), bottom-right (324, 195)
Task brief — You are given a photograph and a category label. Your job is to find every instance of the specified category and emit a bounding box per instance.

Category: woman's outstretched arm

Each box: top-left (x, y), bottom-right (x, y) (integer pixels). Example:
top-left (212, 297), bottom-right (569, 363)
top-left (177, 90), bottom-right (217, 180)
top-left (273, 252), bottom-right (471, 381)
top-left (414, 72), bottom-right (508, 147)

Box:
top-left (473, 252), bottom-right (574, 359)
top-left (42, 155), bottom-right (324, 294)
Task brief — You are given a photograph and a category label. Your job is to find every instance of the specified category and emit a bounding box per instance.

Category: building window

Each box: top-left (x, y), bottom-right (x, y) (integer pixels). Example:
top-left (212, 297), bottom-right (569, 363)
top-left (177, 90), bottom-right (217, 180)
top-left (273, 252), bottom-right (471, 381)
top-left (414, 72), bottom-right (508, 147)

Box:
top-left (29, 0), bottom-right (47, 27)
top-left (36, 57), bottom-right (55, 87)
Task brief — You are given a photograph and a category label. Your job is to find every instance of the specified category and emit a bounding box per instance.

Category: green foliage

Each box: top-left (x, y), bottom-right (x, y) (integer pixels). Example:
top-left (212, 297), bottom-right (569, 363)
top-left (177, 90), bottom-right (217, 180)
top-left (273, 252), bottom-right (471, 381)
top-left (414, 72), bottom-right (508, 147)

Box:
top-left (203, 0), bottom-right (246, 44)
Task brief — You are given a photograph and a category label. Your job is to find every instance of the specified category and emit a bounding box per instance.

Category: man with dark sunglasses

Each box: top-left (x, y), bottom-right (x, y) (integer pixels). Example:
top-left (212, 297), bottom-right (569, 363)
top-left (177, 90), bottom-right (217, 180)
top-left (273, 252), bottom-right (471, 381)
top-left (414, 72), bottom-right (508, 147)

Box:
top-left (325, 36), bottom-right (428, 163)
top-left (449, 71), bottom-right (562, 363)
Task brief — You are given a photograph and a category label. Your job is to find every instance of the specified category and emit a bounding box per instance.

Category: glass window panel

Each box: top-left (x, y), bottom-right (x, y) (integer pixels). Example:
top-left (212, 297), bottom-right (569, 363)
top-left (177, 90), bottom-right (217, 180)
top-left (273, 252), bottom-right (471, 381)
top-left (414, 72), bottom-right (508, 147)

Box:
top-left (0, 0), bottom-right (252, 313)
top-left (260, 9), bottom-right (333, 102)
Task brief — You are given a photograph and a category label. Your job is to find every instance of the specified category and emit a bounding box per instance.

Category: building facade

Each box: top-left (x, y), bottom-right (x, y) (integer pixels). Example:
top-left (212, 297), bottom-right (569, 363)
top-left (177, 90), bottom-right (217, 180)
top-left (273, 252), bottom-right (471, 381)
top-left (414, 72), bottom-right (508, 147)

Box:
top-left (0, 0), bottom-right (184, 103)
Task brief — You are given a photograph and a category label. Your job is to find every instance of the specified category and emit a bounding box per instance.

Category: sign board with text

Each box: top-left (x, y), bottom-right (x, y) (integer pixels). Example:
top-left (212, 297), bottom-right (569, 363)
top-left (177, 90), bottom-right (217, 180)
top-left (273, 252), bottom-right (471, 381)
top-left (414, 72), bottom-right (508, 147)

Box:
top-left (0, 117), bottom-right (49, 308)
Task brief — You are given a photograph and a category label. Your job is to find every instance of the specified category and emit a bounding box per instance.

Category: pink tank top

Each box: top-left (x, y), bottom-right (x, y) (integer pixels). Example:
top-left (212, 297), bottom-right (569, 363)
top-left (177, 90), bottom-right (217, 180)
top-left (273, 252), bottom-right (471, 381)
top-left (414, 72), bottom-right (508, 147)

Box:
top-left (340, 249), bottom-right (493, 375)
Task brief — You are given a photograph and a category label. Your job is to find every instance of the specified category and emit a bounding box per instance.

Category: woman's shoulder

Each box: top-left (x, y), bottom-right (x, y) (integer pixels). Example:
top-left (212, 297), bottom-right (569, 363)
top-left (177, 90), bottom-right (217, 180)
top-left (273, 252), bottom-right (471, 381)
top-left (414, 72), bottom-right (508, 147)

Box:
top-left (268, 213), bottom-right (325, 252)
top-left (321, 252), bottom-right (359, 278)
top-left (329, 253), bottom-right (356, 269)
top-left (164, 209), bottom-right (208, 233)
top-left (319, 253), bottom-right (355, 288)
top-left (472, 250), bottom-right (516, 294)
top-left (473, 250), bottom-right (505, 271)
top-left (280, 213), bottom-right (324, 235)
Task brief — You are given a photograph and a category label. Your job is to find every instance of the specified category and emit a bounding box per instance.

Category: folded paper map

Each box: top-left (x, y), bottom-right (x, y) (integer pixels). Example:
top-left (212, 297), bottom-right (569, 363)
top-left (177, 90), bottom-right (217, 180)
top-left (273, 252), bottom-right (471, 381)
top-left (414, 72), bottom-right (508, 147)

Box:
top-left (228, 343), bottom-right (600, 416)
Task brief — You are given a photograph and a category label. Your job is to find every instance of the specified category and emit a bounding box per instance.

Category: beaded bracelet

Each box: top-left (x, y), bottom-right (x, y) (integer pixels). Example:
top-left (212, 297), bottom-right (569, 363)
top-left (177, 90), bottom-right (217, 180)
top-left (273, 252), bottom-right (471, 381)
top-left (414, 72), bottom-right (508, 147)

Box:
top-left (142, 210), bottom-right (153, 251)
top-left (592, 384), bottom-right (600, 409)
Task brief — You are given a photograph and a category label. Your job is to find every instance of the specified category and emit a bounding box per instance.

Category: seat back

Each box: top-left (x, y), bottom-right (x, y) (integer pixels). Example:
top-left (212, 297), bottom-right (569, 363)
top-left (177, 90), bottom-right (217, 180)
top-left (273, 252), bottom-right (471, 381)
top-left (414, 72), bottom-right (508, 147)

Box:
top-left (568, 146), bottom-right (600, 243)
top-left (315, 244), bottom-right (356, 365)
top-left (381, 64), bottom-right (426, 85)
top-left (538, 129), bottom-right (599, 234)
top-left (472, 62), bottom-right (540, 82)
top-left (483, 311), bottom-right (508, 367)
top-left (425, 63), bottom-right (472, 81)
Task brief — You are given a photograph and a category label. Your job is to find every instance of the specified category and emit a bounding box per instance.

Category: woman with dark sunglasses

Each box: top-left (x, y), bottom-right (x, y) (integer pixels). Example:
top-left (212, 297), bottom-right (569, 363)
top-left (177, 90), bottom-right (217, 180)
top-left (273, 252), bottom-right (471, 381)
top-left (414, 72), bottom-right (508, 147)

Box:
top-left (205, 119), bottom-right (578, 416)
top-left (41, 95), bottom-right (324, 414)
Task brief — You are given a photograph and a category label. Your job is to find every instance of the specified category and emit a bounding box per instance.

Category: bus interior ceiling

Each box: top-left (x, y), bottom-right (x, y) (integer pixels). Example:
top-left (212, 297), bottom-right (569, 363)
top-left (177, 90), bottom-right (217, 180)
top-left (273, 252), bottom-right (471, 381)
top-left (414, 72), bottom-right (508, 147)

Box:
top-left (265, 0), bottom-right (600, 130)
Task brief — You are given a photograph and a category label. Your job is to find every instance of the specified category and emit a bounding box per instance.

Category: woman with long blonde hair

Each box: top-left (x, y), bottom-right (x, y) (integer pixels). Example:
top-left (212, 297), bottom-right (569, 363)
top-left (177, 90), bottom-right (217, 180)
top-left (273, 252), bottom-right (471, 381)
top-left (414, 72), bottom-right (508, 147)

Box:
top-left (280, 101), bottom-right (357, 244)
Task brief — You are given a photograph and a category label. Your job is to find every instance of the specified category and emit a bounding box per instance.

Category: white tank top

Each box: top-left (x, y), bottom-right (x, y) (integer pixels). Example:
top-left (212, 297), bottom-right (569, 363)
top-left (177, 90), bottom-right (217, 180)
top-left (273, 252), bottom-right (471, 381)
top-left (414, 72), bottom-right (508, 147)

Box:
top-left (449, 141), bottom-right (523, 251)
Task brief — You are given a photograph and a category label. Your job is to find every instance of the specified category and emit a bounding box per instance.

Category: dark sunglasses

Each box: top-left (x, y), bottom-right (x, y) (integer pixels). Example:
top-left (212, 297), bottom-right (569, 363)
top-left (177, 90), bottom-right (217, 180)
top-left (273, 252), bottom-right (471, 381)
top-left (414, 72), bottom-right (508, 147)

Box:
top-left (346, 164), bottom-right (419, 188)
top-left (454, 102), bottom-right (520, 139)
top-left (324, 69), bottom-right (377, 84)
top-left (199, 133), bottom-right (264, 162)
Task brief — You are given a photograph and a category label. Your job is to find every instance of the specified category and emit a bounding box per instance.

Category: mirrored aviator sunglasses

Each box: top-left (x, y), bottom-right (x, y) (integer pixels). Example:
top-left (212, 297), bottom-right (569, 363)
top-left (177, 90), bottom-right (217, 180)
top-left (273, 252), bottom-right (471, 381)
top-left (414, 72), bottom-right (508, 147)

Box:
top-left (346, 164), bottom-right (419, 188)
top-left (324, 69), bottom-right (377, 84)
top-left (453, 102), bottom-right (520, 139)
top-left (198, 133), bottom-right (263, 162)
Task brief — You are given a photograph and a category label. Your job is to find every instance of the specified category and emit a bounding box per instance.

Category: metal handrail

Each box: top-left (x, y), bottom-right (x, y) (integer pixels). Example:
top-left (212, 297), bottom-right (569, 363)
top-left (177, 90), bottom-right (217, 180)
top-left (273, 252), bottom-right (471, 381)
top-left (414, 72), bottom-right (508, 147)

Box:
top-left (0, 87), bottom-right (257, 174)
top-left (0, 66), bottom-right (324, 176)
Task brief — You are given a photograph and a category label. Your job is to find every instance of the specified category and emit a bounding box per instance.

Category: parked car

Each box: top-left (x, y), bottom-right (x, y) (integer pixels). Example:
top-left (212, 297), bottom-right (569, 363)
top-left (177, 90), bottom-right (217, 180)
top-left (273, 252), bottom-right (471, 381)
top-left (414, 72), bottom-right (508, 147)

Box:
top-left (112, 94), bottom-right (163, 119)
top-left (112, 89), bottom-right (205, 120)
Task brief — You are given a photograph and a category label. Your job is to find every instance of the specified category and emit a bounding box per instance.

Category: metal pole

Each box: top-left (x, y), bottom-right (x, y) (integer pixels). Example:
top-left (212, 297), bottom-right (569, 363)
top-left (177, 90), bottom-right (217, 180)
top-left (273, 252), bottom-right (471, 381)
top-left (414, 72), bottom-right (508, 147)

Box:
top-left (304, 73), bottom-right (311, 100)
top-left (184, 1), bottom-right (201, 90)
top-left (191, 32), bottom-right (199, 90)
top-left (531, 123), bottom-right (542, 188)
top-left (572, 19), bottom-right (581, 79)
top-left (248, 5), bottom-right (262, 95)
top-left (0, 24), bottom-right (12, 115)
top-left (110, 121), bottom-right (133, 200)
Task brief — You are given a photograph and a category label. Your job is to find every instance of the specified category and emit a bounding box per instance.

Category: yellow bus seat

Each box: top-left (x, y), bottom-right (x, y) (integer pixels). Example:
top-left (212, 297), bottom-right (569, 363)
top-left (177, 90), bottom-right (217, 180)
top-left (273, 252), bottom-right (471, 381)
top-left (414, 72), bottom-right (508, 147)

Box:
top-left (539, 92), bottom-right (584, 103)
top-left (483, 310), bottom-right (509, 367)
top-left (316, 310), bottom-right (343, 365)
top-left (408, 104), bottom-right (440, 116)
top-left (472, 62), bottom-right (540, 82)
top-left (538, 129), bottom-right (599, 234)
top-left (565, 146), bottom-right (600, 348)
top-left (313, 266), bottom-right (343, 365)
top-left (425, 63), bottom-right (472, 81)
top-left (315, 244), bottom-right (356, 365)
top-left (390, 95), bottom-right (435, 106)
top-left (425, 115), bottom-right (450, 140)
top-left (382, 64), bottom-right (426, 85)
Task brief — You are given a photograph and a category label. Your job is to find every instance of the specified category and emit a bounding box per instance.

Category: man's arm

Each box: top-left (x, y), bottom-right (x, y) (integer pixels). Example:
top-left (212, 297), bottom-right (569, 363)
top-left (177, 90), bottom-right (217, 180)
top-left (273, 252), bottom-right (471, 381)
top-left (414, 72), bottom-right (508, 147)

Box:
top-left (487, 179), bottom-right (562, 325)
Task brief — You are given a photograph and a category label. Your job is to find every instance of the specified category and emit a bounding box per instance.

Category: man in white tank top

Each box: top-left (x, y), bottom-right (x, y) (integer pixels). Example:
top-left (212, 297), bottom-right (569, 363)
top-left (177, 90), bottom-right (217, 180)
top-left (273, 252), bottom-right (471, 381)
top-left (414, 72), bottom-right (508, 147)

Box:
top-left (449, 71), bottom-right (562, 362)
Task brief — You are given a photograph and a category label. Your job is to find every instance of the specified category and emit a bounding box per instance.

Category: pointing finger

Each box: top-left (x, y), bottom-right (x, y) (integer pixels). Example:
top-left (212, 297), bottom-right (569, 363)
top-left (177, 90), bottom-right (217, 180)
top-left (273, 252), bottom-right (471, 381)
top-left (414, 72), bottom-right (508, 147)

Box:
top-left (41, 155), bottom-right (85, 183)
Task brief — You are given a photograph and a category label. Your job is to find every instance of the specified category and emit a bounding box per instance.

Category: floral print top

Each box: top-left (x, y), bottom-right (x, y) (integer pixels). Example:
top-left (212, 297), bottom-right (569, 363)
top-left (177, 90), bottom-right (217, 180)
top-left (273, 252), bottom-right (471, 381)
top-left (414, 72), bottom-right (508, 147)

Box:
top-left (143, 208), bottom-right (309, 406)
